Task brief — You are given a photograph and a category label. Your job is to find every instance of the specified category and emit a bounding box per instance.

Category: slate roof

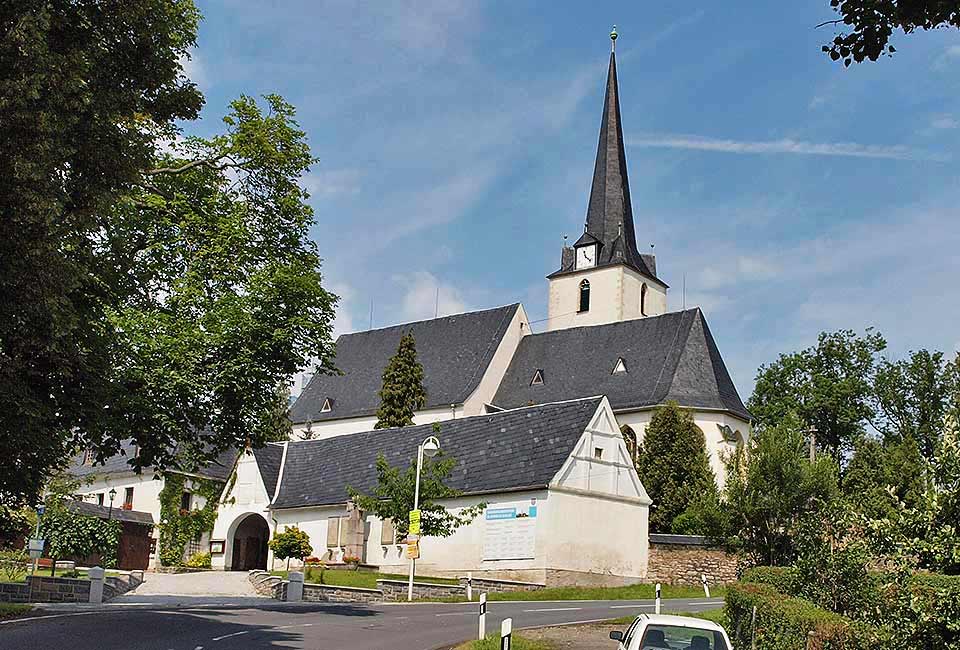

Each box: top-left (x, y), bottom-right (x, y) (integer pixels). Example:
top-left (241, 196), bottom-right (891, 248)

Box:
top-left (268, 397), bottom-right (604, 509)
top-left (68, 439), bottom-right (239, 483)
top-left (252, 444), bottom-right (284, 497)
top-left (550, 51), bottom-right (661, 284)
top-left (290, 304), bottom-right (521, 424)
top-left (492, 309), bottom-right (750, 421)
top-left (66, 500), bottom-right (154, 526)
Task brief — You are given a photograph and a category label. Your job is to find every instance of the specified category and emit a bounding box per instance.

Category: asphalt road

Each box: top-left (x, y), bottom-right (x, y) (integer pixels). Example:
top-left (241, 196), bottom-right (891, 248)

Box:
top-left (0, 597), bottom-right (723, 650)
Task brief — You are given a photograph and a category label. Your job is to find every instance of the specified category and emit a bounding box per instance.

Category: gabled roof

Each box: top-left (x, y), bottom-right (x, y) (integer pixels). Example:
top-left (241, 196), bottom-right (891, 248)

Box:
top-left (67, 439), bottom-right (239, 483)
top-left (290, 304), bottom-right (521, 424)
top-left (66, 500), bottom-right (154, 526)
top-left (267, 397), bottom-right (604, 509)
top-left (550, 50), bottom-right (661, 284)
top-left (492, 309), bottom-right (750, 421)
top-left (252, 443), bottom-right (284, 497)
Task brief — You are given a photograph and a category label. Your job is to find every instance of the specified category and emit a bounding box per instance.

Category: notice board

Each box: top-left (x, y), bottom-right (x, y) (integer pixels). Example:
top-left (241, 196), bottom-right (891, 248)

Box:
top-left (482, 503), bottom-right (537, 560)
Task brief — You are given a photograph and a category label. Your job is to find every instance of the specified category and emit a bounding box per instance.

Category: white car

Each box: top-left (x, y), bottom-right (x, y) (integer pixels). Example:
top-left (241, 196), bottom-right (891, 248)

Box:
top-left (609, 613), bottom-right (733, 650)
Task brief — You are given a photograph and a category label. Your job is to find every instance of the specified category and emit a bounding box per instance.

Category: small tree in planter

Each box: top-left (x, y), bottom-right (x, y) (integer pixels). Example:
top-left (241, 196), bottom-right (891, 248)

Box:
top-left (268, 526), bottom-right (312, 571)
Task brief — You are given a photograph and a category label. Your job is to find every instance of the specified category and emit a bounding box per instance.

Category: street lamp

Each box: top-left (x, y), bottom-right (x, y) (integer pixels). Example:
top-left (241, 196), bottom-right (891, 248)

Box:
top-left (108, 488), bottom-right (117, 520)
top-left (407, 435), bottom-right (440, 601)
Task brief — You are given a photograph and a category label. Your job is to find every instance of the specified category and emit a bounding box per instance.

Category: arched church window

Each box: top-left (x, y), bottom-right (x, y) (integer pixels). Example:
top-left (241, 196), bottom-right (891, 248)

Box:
top-left (640, 283), bottom-right (648, 316)
top-left (578, 279), bottom-right (590, 313)
top-left (620, 424), bottom-right (638, 463)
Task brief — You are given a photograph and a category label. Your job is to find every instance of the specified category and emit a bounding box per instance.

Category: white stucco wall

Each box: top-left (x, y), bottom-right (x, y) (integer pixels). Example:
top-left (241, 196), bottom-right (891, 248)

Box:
top-left (617, 408), bottom-right (751, 490)
top-left (210, 449), bottom-right (277, 571)
top-left (547, 265), bottom-right (667, 331)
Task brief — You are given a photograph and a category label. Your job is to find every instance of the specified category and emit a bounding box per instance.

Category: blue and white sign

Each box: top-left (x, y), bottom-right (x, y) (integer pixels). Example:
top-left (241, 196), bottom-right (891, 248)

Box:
top-left (483, 503), bottom-right (538, 560)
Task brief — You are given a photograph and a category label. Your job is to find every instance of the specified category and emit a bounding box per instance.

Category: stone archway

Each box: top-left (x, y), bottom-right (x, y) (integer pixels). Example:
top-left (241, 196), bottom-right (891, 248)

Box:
top-left (229, 513), bottom-right (270, 571)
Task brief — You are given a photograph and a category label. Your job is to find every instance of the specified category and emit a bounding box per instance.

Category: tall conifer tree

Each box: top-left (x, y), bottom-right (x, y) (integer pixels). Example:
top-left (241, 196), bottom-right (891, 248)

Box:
top-left (636, 402), bottom-right (717, 532)
top-left (375, 332), bottom-right (426, 429)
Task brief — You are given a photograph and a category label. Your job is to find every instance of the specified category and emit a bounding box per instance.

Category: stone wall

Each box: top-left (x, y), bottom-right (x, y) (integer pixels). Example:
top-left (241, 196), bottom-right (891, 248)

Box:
top-left (645, 534), bottom-right (738, 586)
top-left (377, 579), bottom-right (463, 601)
top-left (0, 570), bottom-right (144, 603)
top-left (543, 569), bottom-right (638, 588)
top-left (102, 571), bottom-right (144, 601)
top-left (248, 570), bottom-right (284, 598)
top-left (460, 576), bottom-right (545, 593)
top-left (302, 582), bottom-right (382, 603)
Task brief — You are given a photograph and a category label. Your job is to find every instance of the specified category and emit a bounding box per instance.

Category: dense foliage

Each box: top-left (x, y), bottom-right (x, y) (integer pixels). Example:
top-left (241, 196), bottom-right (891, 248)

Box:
top-left (0, 2), bottom-right (337, 510)
top-left (157, 474), bottom-right (221, 567)
top-left (375, 333), bottom-right (426, 429)
top-left (269, 526), bottom-right (312, 570)
top-left (635, 403), bottom-right (717, 533)
top-left (39, 504), bottom-right (121, 569)
top-left (819, 0), bottom-right (960, 66)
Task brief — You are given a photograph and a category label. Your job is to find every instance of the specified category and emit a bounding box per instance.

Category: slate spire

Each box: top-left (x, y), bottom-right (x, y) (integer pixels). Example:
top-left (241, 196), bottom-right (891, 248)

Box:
top-left (582, 38), bottom-right (657, 280)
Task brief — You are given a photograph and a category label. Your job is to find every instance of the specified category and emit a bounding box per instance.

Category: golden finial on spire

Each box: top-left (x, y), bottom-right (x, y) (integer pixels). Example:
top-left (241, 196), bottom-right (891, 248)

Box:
top-left (610, 25), bottom-right (618, 52)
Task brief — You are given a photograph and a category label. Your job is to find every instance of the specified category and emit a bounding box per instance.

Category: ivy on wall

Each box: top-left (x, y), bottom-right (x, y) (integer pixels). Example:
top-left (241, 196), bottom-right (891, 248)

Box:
top-left (157, 473), bottom-right (222, 566)
top-left (39, 506), bottom-right (122, 568)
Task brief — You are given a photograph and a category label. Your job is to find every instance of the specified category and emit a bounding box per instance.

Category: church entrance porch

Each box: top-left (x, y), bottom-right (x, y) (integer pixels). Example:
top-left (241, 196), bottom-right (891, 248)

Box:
top-left (230, 513), bottom-right (270, 571)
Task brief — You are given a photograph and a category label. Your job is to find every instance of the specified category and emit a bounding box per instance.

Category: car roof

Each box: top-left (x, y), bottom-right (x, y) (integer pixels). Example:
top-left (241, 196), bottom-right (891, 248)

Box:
top-left (638, 614), bottom-right (725, 632)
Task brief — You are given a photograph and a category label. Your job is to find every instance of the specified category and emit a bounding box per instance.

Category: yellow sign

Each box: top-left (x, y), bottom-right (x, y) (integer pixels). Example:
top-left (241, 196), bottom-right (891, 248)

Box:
top-left (406, 541), bottom-right (420, 559)
top-left (409, 509), bottom-right (421, 536)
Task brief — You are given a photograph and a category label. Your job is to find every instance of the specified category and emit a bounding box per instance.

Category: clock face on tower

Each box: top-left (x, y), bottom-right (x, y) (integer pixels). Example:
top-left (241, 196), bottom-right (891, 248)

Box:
top-left (576, 244), bottom-right (596, 270)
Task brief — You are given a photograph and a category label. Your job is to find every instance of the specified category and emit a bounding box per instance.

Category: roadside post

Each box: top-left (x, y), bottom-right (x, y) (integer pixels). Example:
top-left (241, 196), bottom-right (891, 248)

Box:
top-left (287, 571), bottom-right (304, 602)
top-left (88, 566), bottom-right (104, 604)
top-left (701, 573), bottom-right (710, 598)
top-left (466, 571), bottom-right (473, 601)
top-left (655, 583), bottom-right (661, 614)
top-left (478, 592), bottom-right (487, 639)
top-left (500, 617), bottom-right (512, 650)
top-left (29, 503), bottom-right (45, 577)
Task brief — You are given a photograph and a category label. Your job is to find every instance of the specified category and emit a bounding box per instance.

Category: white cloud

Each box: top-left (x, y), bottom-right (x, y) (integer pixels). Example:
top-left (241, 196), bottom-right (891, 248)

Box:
top-left (303, 169), bottom-right (363, 198)
top-left (627, 133), bottom-right (947, 161)
top-left (394, 271), bottom-right (469, 322)
top-left (179, 50), bottom-right (207, 89)
top-left (944, 45), bottom-right (960, 59)
top-left (930, 115), bottom-right (958, 130)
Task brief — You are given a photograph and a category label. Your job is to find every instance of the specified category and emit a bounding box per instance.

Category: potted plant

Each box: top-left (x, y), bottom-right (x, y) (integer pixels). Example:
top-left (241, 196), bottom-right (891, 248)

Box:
top-left (343, 555), bottom-right (361, 571)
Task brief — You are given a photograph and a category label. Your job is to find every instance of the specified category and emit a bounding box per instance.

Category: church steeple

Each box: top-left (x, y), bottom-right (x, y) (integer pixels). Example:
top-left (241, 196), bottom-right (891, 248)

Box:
top-left (581, 37), bottom-right (657, 280)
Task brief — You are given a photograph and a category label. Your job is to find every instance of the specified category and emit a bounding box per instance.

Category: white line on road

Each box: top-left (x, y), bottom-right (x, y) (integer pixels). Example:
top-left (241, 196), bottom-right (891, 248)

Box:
top-left (211, 630), bottom-right (249, 641)
top-left (609, 604), bottom-right (655, 609)
top-left (688, 601), bottom-right (722, 606)
top-left (435, 612), bottom-right (474, 617)
top-left (522, 607), bottom-right (582, 612)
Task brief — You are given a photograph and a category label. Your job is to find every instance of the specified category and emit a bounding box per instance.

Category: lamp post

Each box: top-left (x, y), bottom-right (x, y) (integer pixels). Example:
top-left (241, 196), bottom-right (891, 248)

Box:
top-left (408, 435), bottom-right (440, 601)
top-left (108, 488), bottom-right (117, 520)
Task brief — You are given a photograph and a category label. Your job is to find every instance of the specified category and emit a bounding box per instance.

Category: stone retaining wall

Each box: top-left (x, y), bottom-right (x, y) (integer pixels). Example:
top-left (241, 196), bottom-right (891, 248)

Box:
top-left (377, 579), bottom-right (463, 601)
top-left (460, 576), bottom-right (545, 593)
top-left (302, 582), bottom-right (381, 603)
top-left (102, 571), bottom-right (144, 600)
top-left (645, 534), bottom-right (738, 586)
top-left (0, 570), bottom-right (144, 603)
top-left (248, 570), bottom-right (284, 598)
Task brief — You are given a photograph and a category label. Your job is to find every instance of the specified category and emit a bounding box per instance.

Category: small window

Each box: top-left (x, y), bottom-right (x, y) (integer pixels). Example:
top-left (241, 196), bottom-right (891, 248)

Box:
top-left (326, 517), bottom-right (341, 548)
top-left (594, 447), bottom-right (604, 460)
top-left (180, 491), bottom-right (192, 511)
top-left (530, 369), bottom-right (544, 386)
top-left (578, 279), bottom-right (591, 312)
top-left (320, 397), bottom-right (333, 413)
top-left (613, 357), bottom-right (628, 374)
top-left (96, 493), bottom-right (105, 506)
top-left (641, 283), bottom-right (648, 316)
top-left (123, 487), bottom-right (134, 510)
top-left (82, 448), bottom-right (94, 466)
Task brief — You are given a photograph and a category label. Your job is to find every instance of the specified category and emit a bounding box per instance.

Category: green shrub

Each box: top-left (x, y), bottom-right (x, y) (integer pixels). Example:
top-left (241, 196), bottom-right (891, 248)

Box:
top-left (740, 566), bottom-right (799, 593)
top-left (185, 552), bottom-right (211, 569)
top-left (725, 583), bottom-right (880, 650)
top-left (0, 549), bottom-right (27, 583)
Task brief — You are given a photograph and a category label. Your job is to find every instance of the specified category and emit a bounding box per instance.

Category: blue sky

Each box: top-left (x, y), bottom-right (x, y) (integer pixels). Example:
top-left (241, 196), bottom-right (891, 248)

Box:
top-left (187, 1), bottom-right (960, 398)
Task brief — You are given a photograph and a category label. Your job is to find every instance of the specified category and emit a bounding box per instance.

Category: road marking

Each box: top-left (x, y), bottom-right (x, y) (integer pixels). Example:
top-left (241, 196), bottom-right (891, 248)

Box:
top-left (194, 646), bottom-right (204, 650)
top-left (689, 601), bottom-right (721, 606)
top-left (435, 612), bottom-right (474, 617)
top-left (522, 607), bottom-right (582, 612)
top-left (610, 604), bottom-right (655, 609)
top-left (211, 631), bottom-right (249, 641)
top-left (0, 611), bottom-right (102, 625)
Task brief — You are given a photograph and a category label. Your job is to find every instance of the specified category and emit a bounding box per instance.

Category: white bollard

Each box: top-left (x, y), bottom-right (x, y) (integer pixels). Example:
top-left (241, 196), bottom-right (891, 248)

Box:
top-left (88, 566), bottom-right (104, 604)
top-left (500, 617), bottom-right (513, 650)
top-left (655, 582), bottom-right (661, 614)
top-left (701, 573), bottom-right (711, 599)
top-left (287, 571), bottom-right (304, 602)
top-left (478, 592), bottom-right (487, 639)
top-left (466, 572), bottom-right (473, 601)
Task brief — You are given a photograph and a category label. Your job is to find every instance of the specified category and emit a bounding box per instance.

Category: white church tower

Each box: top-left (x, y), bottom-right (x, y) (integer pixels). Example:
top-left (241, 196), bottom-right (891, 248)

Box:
top-left (547, 29), bottom-right (668, 331)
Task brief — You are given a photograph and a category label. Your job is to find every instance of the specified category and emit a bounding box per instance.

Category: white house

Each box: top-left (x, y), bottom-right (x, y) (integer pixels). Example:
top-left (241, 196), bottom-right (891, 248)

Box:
top-left (211, 397), bottom-right (651, 586)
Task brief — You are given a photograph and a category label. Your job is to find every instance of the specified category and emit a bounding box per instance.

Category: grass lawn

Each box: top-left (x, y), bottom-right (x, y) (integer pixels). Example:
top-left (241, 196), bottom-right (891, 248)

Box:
top-left (608, 608), bottom-right (728, 626)
top-left (0, 603), bottom-right (32, 620)
top-left (456, 633), bottom-right (555, 650)
top-left (271, 568), bottom-right (458, 590)
top-left (486, 583), bottom-right (722, 602)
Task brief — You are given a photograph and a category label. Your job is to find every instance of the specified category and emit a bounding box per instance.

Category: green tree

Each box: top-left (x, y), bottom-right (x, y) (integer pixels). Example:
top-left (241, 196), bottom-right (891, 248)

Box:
top-left (348, 430), bottom-right (484, 539)
top-left (817, 0), bottom-right (960, 66)
top-left (748, 329), bottom-right (885, 466)
top-left (635, 403), bottom-right (717, 533)
top-left (264, 384), bottom-right (294, 442)
top-left (842, 435), bottom-right (926, 519)
top-left (873, 349), bottom-right (958, 461)
top-left (39, 473), bottom-right (121, 572)
top-left (723, 414), bottom-right (839, 566)
top-left (374, 332), bottom-right (426, 429)
top-left (1, 0), bottom-right (203, 512)
top-left (268, 526), bottom-right (312, 571)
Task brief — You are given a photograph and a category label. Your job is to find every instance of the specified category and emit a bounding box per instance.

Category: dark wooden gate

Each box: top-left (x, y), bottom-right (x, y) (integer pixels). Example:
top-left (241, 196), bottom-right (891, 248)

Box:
top-left (117, 522), bottom-right (152, 570)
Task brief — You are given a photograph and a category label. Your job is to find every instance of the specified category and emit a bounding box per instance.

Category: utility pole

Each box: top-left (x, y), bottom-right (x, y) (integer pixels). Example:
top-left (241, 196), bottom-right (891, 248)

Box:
top-left (804, 426), bottom-right (818, 462)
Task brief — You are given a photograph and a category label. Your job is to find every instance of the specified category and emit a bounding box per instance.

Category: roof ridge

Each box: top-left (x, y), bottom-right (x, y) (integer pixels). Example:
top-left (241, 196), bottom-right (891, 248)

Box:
top-left (338, 303), bottom-right (521, 339)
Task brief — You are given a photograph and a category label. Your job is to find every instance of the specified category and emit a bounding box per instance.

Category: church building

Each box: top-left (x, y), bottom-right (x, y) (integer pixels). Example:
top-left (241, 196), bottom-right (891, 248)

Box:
top-left (74, 33), bottom-right (750, 585)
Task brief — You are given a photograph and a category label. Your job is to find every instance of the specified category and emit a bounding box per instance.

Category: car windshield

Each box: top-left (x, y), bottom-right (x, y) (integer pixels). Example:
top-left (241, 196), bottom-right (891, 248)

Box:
top-left (638, 624), bottom-right (729, 650)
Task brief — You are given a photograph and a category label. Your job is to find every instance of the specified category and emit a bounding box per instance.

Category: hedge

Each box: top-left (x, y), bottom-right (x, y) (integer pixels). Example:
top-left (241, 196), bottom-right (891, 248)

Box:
top-left (725, 583), bottom-right (882, 650)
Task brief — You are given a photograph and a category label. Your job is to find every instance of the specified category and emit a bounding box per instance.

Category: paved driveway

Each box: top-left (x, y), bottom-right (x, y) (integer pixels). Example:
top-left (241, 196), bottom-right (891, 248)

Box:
top-left (115, 570), bottom-right (264, 604)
